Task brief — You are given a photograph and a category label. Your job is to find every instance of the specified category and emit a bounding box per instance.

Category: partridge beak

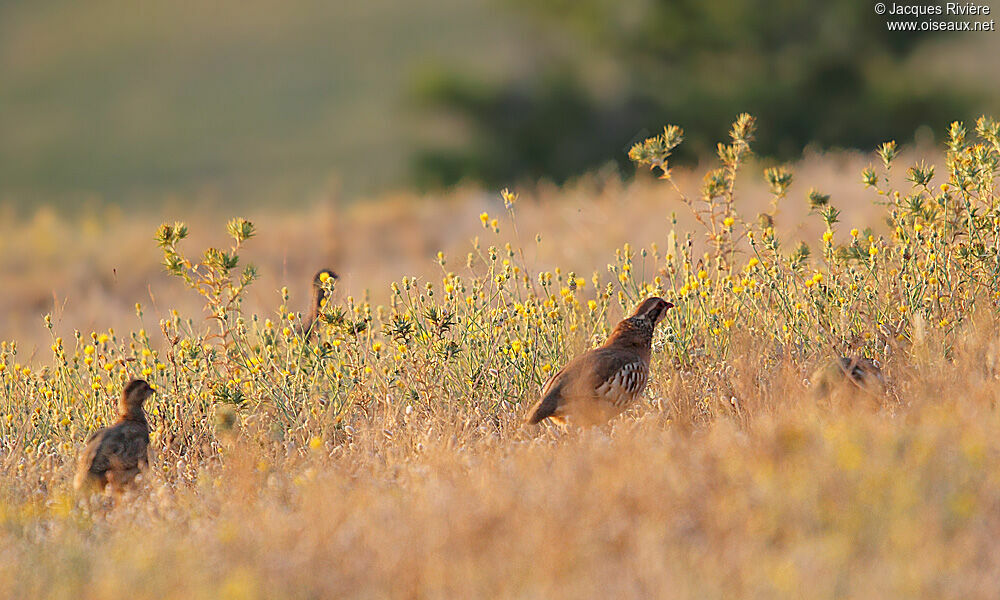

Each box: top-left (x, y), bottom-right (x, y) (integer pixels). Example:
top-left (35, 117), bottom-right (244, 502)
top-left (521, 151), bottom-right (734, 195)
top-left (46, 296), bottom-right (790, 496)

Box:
top-left (654, 301), bottom-right (674, 324)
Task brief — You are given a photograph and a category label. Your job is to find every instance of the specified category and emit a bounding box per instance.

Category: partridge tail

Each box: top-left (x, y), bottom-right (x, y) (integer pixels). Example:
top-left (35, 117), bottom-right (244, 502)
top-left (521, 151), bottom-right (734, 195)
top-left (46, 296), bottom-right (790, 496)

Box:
top-left (525, 390), bottom-right (560, 425)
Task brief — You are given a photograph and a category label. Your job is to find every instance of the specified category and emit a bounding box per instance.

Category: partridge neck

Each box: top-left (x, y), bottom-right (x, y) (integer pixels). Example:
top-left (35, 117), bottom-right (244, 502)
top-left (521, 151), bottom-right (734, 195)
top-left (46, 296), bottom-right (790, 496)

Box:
top-left (312, 286), bottom-right (325, 316)
top-left (118, 403), bottom-right (148, 425)
top-left (303, 287), bottom-right (325, 337)
top-left (605, 320), bottom-right (654, 360)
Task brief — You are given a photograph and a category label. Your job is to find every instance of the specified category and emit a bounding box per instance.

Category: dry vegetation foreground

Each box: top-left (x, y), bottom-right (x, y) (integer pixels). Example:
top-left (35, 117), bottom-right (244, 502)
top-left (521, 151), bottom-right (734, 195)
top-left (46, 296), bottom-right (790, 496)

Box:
top-left (4, 117), bottom-right (1000, 598)
top-left (4, 349), bottom-right (1000, 599)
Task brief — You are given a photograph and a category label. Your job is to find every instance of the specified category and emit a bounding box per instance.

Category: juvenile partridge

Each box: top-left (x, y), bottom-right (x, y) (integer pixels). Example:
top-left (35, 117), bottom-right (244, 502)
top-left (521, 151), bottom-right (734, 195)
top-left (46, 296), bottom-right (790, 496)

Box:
top-left (525, 297), bottom-right (674, 426)
top-left (74, 379), bottom-right (154, 494)
top-left (301, 268), bottom-right (339, 341)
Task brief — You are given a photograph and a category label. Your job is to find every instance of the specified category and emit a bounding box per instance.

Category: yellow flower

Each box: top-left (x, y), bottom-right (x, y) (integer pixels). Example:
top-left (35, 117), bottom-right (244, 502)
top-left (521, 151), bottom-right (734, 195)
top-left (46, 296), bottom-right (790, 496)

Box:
top-left (732, 286), bottom-right (744, 294)
top-left (748, 258), bottom-right (759, 269)
top-left (697, 269), bottom-right (708, 280)
top-left (850, 228), bottom-right (859, 237)
top-left (914, 223), bottom-right (924, 233)
top-left (822, 231), bottom-right (833, 243)
top-left (511, 339), bottom-right (523, 353)
top-left (97, 333), bottom-right (110, 344)
top-left (309, 436), bottom-right (323, 450)
top-left (372, 342), bottom-right (383, 353)
top-left (479, 212), bottom-right (489, 225)
top-left (723, 216), bottom-right (735, 227)
top-left (319, 271), bottom-right (332, 283)
top-left (723, 319), bottom-right (734, 329)
top-left (84, 345), bottom-right (95, 356)
top-left (587, 300), bottom-right (598, 312)
top-left (869, 245), bottom-right (879, 257)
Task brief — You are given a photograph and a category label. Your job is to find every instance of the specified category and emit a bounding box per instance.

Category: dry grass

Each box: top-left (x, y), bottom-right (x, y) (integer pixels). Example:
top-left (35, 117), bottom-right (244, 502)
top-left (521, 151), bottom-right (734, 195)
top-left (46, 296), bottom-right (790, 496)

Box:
top-left (4, 329), bottom-right (1000, 599)
top-left (3, 119), bottom-right (1000, 599)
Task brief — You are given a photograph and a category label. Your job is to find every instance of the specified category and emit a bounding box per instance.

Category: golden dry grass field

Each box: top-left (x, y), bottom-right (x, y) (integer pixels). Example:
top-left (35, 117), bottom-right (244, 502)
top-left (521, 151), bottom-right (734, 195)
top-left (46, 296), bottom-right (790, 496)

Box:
top-left (3, 117), bottom-right (1000, 598)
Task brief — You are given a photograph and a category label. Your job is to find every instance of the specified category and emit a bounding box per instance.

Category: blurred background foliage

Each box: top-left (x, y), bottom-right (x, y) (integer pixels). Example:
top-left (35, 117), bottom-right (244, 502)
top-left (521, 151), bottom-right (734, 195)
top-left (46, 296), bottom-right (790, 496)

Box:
top-left (413, 0), bottom-right (995, 187)
top-left (0, 0), bottom-right (997, 204)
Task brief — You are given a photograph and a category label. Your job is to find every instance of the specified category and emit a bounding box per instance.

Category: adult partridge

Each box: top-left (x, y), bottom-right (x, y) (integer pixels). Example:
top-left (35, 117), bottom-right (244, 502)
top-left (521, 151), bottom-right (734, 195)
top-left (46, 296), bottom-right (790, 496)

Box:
top-left (525, 297), bottom-right (674, 426)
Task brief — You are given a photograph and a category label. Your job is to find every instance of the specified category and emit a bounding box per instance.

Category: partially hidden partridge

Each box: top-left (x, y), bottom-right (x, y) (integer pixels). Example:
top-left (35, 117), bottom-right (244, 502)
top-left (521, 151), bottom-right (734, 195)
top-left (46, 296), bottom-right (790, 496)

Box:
top-left (74, 379), bottom-right (154, 494)
top-left (300, 268), bottom-right (338, 341)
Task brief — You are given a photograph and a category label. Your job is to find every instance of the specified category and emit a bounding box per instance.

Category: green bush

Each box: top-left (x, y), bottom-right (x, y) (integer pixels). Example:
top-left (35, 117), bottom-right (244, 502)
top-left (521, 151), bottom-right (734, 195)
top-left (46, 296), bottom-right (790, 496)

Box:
top-left (413, 0), bottom-right (975, 187)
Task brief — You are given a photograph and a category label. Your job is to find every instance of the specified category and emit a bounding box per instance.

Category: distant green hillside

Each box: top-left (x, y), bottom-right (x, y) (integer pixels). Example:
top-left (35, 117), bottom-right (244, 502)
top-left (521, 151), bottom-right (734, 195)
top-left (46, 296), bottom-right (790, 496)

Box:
top-left (0, 0), bottom-right (520, 205)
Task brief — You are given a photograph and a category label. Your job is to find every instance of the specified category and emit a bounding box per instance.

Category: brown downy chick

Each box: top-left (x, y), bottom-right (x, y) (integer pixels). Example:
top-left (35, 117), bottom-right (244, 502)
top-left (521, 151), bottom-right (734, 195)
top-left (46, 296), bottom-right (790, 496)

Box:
top-left (301, 268), bottom-right (339, 341)
top-left (525, 297), bottom-right (674, 427)
top-left (74, 379), bottom-right (154, 494)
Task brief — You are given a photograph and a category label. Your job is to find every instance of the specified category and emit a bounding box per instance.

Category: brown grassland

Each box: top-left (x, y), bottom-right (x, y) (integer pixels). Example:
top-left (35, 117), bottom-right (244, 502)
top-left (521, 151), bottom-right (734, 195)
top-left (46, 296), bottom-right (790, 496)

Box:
top-left (3, 116), bottom-right (1000, 598)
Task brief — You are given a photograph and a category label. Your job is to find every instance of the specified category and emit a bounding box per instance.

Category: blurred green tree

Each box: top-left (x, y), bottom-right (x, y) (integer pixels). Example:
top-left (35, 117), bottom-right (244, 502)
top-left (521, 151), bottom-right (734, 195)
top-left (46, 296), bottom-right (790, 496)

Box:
top-left (412, 0), bottom-right (972, 187)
